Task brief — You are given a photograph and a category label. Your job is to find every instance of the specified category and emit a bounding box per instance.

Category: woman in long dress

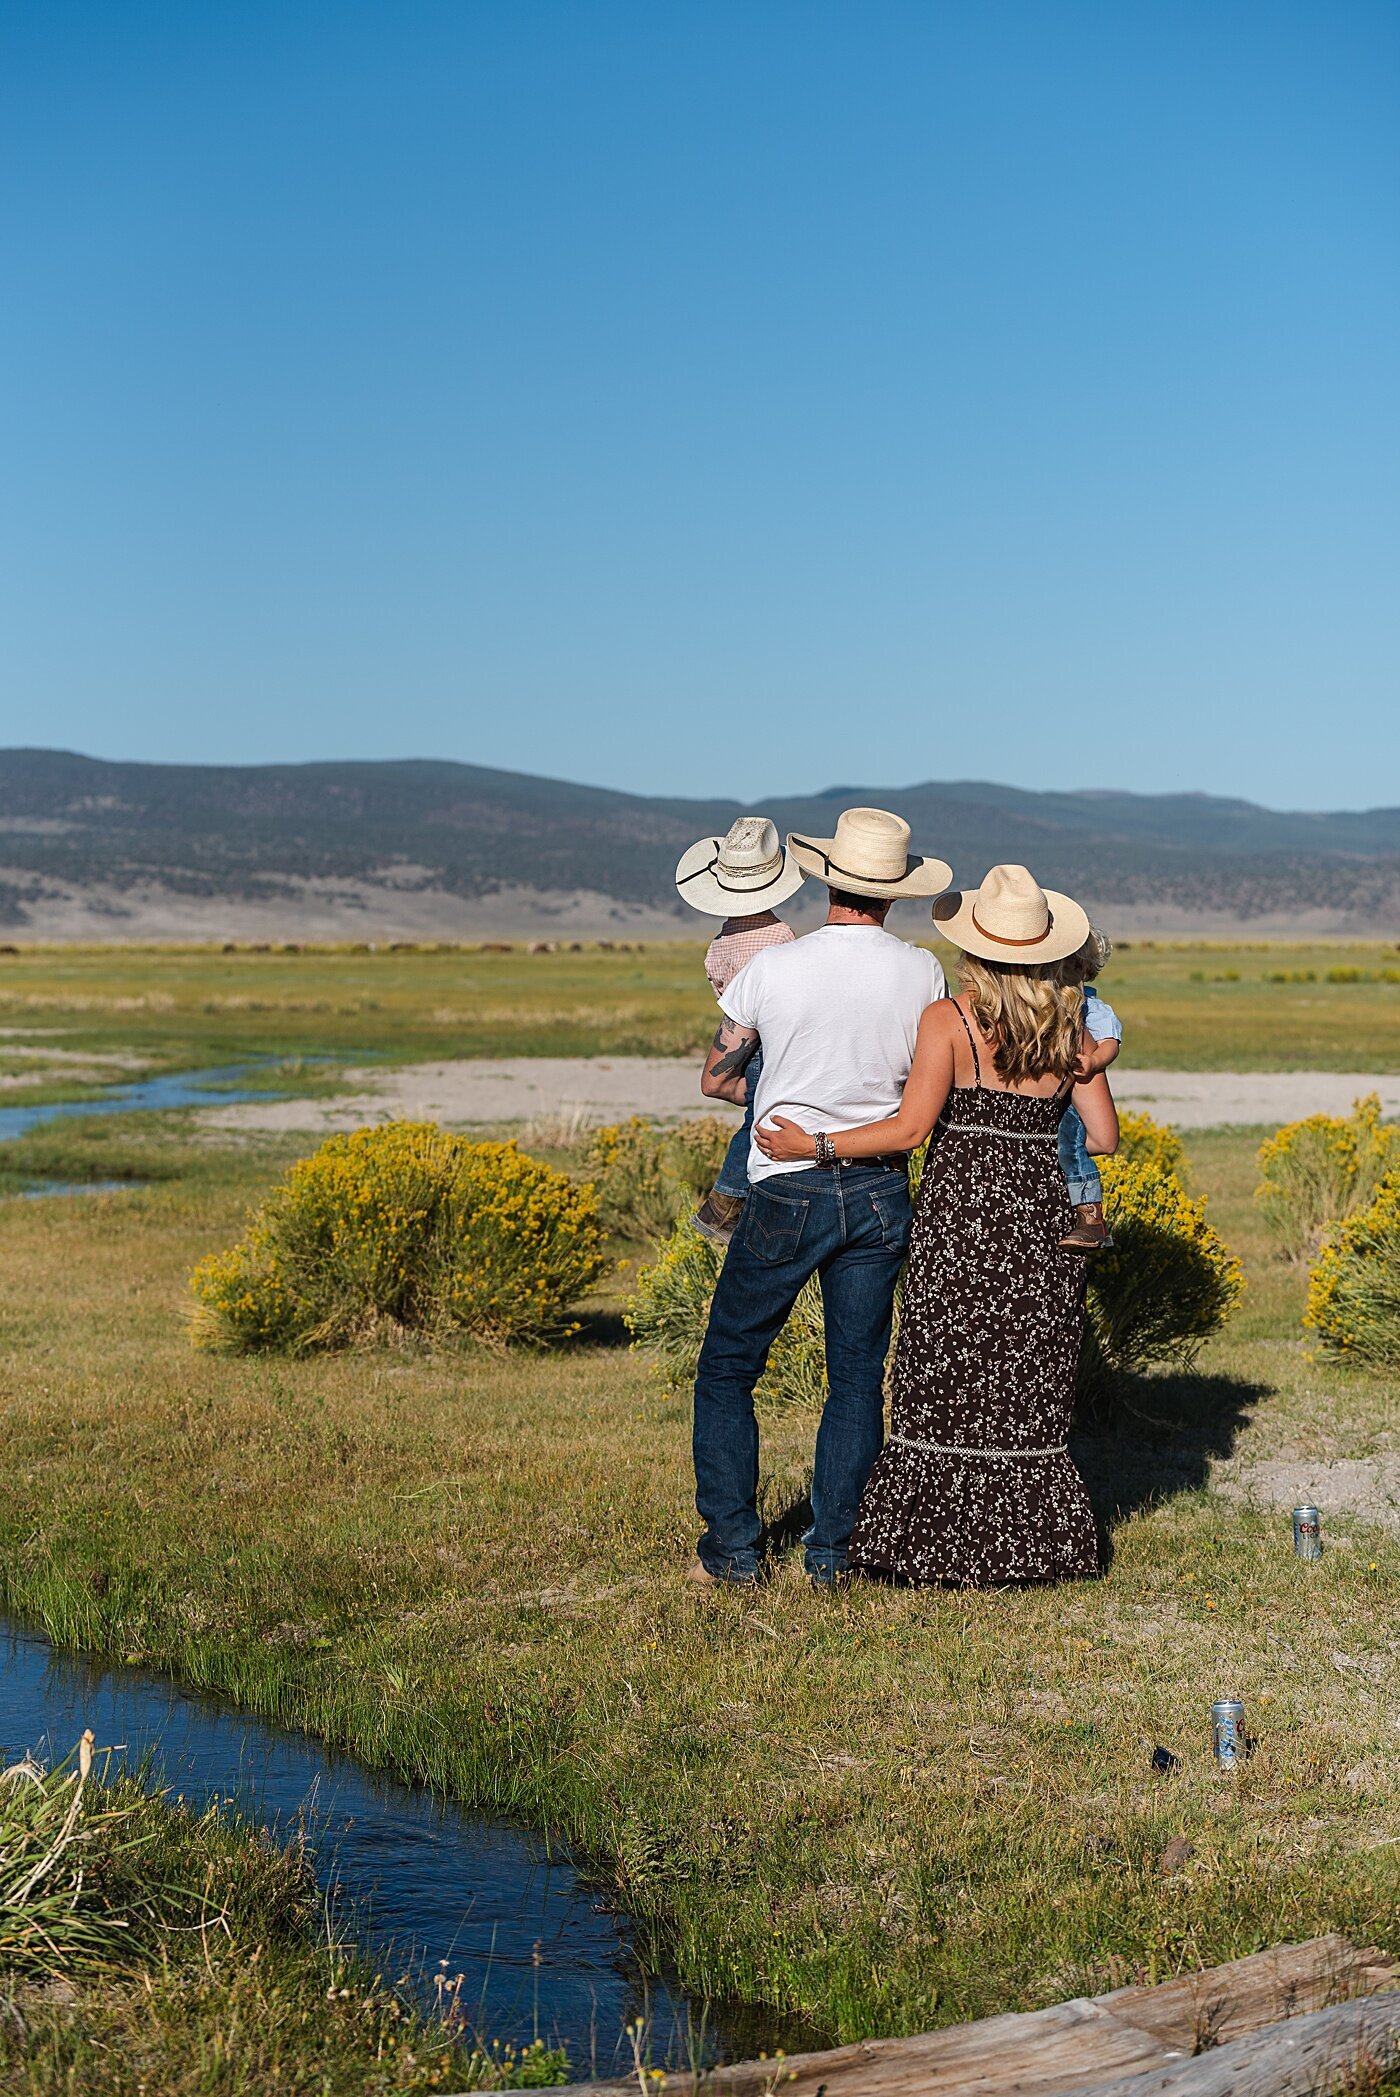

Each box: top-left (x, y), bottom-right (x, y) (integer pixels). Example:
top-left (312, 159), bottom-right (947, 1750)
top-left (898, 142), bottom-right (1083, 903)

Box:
top-left (755, 865), bottom-right (1117, 1587)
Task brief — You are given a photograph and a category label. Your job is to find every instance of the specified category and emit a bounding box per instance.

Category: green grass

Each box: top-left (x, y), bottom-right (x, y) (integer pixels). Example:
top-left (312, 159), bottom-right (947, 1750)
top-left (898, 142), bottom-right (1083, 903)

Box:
top-left (0, 1108), bottom-right (1398, 2060)
top-left (0, 938), bottom-right (1396, 1092)
top-left (0, 1757), bottom-right (567, 2092)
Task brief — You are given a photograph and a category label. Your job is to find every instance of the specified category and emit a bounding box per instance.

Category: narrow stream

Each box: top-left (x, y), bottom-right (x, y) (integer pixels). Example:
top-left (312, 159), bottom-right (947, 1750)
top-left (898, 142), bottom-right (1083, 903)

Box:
top-left (0, 1063), bottom-right (822, 2074)
top-left (0, 1620), bottom-right (802, 2079)
top-left (0, 1059), bottom-right (305, 1144)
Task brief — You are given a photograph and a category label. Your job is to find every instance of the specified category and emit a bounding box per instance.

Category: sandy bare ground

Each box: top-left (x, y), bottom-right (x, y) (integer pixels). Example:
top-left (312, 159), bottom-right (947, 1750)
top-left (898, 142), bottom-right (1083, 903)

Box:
top-left (1209, 1456), bottom-right (1400, 1535)
top-left (200, 1057), bottom-right (1400, 1138)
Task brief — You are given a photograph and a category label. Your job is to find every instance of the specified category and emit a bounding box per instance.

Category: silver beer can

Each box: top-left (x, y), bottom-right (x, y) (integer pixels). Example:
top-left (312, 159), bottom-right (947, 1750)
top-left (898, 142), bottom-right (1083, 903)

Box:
top-left (1293, 1505), bottom-right (1322, 1560)
top-left (1211, 1698), bottom-right (1246, 1772)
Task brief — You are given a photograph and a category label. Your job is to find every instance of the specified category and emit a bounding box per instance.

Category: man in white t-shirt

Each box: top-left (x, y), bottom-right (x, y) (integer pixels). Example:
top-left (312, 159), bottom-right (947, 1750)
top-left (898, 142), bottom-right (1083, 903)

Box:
top-left (691, 807), bottom-right (950, 1589)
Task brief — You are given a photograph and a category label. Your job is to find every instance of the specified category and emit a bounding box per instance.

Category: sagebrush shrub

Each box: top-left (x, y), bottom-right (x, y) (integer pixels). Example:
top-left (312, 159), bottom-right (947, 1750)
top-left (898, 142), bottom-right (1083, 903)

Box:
top-left (624, 1219), bottom-right (827, 1411)
top-left (1255, 1094), bottom-right (1399, 1262)
top-left (1305, 1178), bottom-right (1400, 1371)
top-left (190, 1123), bottom-right (604, 1354)
top-left (581, 1116), bottom-right (733, 1241)
top-left (1114, 1110), bottom-right (1185, 1179)
top-left (1076, 1157), bottom-right (1244, 1414)
top-left (627, 1153), bottom-right (1243, 1418)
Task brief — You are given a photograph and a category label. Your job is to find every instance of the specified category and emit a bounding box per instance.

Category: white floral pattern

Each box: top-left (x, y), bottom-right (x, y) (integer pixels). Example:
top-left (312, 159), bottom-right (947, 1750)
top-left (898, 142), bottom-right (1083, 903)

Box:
top-left (849, 1017), bottom-right (1100, 1588)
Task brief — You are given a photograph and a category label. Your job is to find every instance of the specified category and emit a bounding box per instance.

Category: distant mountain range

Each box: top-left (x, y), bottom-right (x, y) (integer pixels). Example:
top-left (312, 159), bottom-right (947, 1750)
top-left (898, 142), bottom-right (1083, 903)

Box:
top-left (0, 749), bottom-right (1396, 940)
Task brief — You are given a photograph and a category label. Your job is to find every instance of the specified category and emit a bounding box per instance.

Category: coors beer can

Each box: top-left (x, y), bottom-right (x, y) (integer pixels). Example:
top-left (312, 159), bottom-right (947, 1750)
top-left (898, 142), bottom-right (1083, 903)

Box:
top-left (1211, 1698), bottom-right (1246, 1772)
top-left (1293, 1505), bottom-right (1322, 1561)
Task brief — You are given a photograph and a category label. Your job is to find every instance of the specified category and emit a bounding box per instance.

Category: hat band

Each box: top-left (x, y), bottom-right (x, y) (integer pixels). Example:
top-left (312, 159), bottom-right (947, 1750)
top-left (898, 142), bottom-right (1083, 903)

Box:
top-left (791, 837), bottom-right (913, 885)
top-left (679, 846), bottom-right (789, 894)
top-left (970, 904), bottom-right (1054, 947)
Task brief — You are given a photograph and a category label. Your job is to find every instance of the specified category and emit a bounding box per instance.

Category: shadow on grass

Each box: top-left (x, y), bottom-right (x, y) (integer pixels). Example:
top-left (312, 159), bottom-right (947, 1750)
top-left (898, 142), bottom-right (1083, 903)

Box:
top-left (572, 1308), bottom-right (633, 1348)
top-left (758, 1474), bottom-right (814, 1563)
top-left (1071, 1369), bottom-right (1269, 1570)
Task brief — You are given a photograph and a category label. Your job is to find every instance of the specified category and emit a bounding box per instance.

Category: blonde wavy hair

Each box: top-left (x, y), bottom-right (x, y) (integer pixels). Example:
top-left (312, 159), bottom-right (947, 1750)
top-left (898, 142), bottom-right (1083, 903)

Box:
top-left (958, 954), bottom-right (1085, 1087)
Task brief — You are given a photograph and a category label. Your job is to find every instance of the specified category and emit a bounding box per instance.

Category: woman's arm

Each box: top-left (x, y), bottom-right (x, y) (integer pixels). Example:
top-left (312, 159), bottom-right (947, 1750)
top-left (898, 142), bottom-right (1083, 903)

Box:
top-left (754, 1003), bottom-right (957, 1163)
top-left (1076, 1034), bottom-right (1119, 1078)
top-left (1074, 1069), bottom-right (1119, 1157)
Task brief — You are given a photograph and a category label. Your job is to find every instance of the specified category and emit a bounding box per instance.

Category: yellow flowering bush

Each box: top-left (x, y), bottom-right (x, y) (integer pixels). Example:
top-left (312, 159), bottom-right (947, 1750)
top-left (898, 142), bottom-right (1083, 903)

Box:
top-left (190, 1122), bottom-right (604, 1354)
top-left (1255, 1093), bottom-right (1400, 1262)
top-left (1305, 1178), bottom-right (1400, 1371)
top-left (1077, 1157), bottom-right (1245, 1414)
top-left (1114, 1110), bottom-right (1185, 1179)
top-left (581, 1116), bottom-right (733, 1241)
top-left (629, 1154), bottom-right (1243, 1421)
top-left (625, 1218), bottom-right (827, 1412)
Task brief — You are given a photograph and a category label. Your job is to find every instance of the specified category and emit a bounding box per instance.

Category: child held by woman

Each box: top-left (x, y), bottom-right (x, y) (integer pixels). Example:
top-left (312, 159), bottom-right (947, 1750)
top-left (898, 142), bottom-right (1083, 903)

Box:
top-left (1058, 927), bottom-right (1121, 1250)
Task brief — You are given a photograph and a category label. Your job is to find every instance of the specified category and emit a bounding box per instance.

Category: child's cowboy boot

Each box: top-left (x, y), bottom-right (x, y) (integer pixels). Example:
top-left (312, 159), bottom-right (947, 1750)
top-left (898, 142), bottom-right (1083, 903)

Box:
top-left (693, 1190), bottom-right (745, 1246)
top-left (1059, 1202), bottom-right (1113, 1252)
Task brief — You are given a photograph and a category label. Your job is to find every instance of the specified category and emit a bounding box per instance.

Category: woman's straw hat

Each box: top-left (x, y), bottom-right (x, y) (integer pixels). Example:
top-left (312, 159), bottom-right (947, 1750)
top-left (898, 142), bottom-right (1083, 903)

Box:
top-left (674, 816), bottom-right (807, 917)
top-left (786, 807), bottom-right (952, 900)
top-left (931, 863), bottom-right (1090, 965)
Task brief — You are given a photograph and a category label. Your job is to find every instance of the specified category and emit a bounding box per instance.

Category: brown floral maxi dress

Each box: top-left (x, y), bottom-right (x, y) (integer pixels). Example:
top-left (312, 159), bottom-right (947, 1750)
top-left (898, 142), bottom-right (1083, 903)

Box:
top-left (849, 1005), bottom-right (1100, 1587)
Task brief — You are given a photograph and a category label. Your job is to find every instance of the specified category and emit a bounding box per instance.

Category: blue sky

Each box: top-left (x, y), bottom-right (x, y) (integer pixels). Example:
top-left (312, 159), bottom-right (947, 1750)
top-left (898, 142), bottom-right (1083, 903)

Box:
top-left (2, 1), bottom-right (1396, 808)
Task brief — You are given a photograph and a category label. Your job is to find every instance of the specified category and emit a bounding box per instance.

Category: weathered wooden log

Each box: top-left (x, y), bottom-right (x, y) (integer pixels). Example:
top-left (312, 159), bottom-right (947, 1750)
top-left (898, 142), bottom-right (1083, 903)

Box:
top-left (1079, 1989), bottom-right (1400, 2096)
top-left (559, 1934), bottom-right (1396, 2097)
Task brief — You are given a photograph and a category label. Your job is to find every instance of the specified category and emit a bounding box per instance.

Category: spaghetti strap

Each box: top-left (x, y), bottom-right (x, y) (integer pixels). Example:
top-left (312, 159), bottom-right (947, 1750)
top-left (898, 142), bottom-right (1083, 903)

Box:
top-left (949, 998), bottom-right (982, 1087)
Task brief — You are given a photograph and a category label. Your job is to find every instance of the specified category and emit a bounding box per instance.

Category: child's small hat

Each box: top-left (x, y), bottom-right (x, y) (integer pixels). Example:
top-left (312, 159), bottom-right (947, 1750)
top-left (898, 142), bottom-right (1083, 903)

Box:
top-left (675, 817), bottom-right (806, 917)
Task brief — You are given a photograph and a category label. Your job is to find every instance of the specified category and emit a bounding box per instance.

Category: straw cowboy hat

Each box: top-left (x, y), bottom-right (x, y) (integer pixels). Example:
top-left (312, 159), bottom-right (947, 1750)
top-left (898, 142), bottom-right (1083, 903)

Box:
top-left (674, 816), bottom-right (807, 917)
top-left (932, 863), bottom-right (1090, 965)
top-left (786, 806), bottom-right (952, 901)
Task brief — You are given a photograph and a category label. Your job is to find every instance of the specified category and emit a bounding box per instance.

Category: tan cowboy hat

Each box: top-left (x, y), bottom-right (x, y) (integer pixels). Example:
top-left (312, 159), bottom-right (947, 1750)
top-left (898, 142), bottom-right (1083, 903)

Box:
top-left (786, 806), bottom-right (952, 901)
top-left (674, 816), bottom-right (807, 917)
top-left (931, 863), bottom-right (1090, 965)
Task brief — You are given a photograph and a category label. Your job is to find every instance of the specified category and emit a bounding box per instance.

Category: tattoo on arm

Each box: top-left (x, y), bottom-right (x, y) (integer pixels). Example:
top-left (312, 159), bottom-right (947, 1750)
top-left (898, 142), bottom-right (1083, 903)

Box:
top-left (709, 1019), bottom-right (759, 1080)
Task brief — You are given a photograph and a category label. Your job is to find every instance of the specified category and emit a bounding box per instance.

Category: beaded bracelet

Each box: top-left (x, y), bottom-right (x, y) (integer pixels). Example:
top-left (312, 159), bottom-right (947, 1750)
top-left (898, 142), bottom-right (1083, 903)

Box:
top-left (814, 1130), bottom-right (836, 1168)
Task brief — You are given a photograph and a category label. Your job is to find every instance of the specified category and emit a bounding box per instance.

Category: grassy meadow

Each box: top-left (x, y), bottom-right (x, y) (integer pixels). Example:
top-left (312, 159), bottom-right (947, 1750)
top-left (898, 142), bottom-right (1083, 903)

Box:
top-left (0, 947), bottom-right (1398, 2085)
top-left (0, 936), bottom-right (1396, 1098)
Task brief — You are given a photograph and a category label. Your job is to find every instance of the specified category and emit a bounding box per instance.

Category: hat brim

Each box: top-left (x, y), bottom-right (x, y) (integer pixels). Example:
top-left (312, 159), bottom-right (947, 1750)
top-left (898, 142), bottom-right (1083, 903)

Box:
top-left (674, 836), bottom-right (808, 917)
top-left (787, 833), bottom-right (953, 900)
top-left (931, 886), bottom-right (1091, 964)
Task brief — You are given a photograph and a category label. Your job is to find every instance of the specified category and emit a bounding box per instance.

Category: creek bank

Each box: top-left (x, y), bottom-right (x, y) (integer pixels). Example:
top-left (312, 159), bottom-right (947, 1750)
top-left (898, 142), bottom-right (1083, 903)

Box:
top-left (0, 1616), bottom-right (789, 2080)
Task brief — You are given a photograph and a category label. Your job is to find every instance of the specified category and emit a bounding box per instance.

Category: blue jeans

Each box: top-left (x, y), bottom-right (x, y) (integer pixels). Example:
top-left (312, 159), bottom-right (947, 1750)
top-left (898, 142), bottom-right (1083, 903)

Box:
top-left (1058, 1104), bottom-right (1102, 1206)
top-left (693, 1163), bottom-right (912, 1583)
top-left (713, 1048), bottom-right (762, 1201)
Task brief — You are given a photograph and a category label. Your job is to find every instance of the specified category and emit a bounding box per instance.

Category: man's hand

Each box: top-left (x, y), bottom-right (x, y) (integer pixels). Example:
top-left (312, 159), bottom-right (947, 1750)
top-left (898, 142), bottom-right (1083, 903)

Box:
top-left (701, 1017), bottom-right (760, 1104)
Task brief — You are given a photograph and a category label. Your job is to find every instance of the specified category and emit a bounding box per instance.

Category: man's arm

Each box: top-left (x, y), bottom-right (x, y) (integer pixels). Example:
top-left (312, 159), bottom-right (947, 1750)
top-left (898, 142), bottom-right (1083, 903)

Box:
top-left (701, 1016), bottom-right (760, 1104)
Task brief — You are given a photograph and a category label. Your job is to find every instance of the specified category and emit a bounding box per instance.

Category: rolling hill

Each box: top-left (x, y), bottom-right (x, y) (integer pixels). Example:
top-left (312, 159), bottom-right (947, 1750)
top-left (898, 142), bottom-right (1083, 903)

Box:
top-left (0, 749), bottom-right (1396, 940)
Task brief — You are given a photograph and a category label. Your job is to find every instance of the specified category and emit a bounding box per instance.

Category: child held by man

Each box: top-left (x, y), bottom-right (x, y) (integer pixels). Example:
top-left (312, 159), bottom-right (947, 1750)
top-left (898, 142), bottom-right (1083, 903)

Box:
top-left (673, 817), bottom-right (806, 1244)
top-left (1059, 926), bottom-right (1121, 1250)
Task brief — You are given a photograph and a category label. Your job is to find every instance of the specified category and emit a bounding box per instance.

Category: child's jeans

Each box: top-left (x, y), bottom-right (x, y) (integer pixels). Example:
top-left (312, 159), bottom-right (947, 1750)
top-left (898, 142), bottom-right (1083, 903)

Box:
top-left (714, 1048), bottom-right (762, 1201)
top-left (1058, 1103), bottom-right (1102, 1207)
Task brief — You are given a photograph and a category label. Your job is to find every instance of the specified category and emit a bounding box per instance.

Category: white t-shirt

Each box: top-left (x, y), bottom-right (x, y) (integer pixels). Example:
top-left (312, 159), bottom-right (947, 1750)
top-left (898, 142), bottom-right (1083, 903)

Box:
top-left (719, 925), bottom-right (946, 1183)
